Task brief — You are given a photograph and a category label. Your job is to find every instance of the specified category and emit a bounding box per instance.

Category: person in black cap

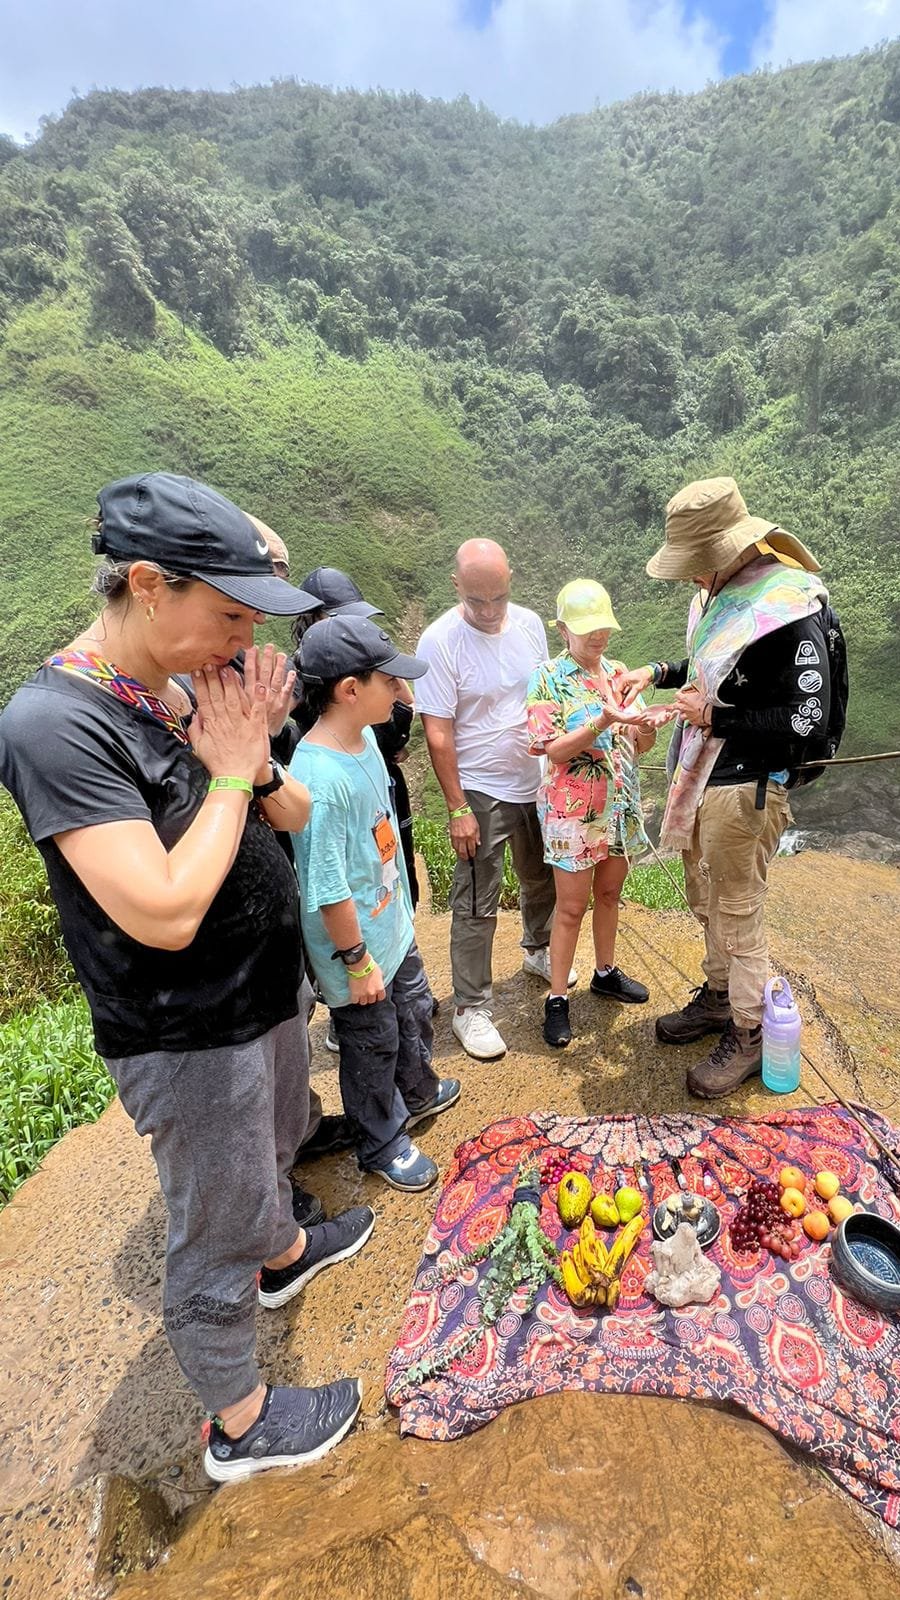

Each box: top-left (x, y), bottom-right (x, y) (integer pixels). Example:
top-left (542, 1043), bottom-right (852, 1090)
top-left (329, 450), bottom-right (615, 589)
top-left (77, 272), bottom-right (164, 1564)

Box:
top-left (289, 615), bottom-right (461, 1192)
top-left (0, 472), bottom-right (375, 1482)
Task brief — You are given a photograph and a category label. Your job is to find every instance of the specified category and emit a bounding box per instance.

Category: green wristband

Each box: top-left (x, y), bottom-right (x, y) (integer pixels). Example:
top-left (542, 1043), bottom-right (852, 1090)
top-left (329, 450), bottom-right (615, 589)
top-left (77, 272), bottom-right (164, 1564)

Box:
top-left (449, 804), bottom-right (473, 819)
top-left (208, 776), bottom-right (253, 796)
top-left (347, 957), bottom-right (377, 980)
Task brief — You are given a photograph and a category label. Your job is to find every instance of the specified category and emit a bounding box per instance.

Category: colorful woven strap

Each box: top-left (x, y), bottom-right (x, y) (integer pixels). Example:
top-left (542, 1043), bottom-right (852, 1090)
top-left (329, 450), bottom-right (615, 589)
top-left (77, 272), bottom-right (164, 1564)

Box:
top-left (46, 650), bottom-right (190, 746)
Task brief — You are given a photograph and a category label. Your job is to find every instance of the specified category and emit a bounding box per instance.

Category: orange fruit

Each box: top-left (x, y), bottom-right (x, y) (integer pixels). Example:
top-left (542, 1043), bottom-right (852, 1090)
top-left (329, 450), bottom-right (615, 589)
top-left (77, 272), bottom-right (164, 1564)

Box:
top-left (814, 1171), bottom-right (840, 1201)
top-left (779, 1166), bottom-right (805, 1191)
top-left (780, 1186), bottom-right (807, 1218)
top-left (828, 1195), bottom-right (855, 1225)
top-left (803, 1211), bottom-right (830, 1242)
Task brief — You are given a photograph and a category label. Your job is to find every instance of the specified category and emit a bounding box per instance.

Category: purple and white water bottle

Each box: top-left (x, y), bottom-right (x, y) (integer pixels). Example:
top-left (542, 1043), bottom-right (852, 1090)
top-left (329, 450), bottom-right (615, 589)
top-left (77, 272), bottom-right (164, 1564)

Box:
top-left (761, 976), bottom-right (802, 1094)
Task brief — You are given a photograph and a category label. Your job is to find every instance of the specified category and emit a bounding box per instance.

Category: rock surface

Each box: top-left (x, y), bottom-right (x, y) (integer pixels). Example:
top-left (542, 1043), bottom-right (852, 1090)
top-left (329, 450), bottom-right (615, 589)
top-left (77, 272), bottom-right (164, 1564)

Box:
top-left (1, 853), bottom-right (898, 1598)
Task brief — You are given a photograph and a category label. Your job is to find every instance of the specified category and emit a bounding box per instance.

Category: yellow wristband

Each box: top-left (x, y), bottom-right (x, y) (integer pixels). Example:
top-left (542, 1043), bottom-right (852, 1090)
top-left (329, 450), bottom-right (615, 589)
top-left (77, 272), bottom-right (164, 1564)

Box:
top-left (347, 957), bottom-right (377, 980)
top-left (449, 804), bottom-right (472, 819)
top-left (208, 776), bottom-right (253, 796)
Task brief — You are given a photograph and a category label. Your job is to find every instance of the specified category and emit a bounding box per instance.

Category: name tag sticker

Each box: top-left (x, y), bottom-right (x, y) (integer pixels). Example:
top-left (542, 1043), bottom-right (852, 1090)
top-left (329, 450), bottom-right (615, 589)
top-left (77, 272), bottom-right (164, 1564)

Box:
top-left (373, 813), bottom-right (398, 864)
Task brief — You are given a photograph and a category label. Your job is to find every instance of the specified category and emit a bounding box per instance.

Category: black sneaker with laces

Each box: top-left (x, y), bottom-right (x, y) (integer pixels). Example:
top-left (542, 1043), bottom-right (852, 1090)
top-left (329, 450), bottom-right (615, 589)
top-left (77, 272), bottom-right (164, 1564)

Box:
top-left (589, 966), bottom-right (649, 1005)
top-left (258, 1205), bottom-right (375, 1310)
top-left (203, 1380), bottom-right (362, 1482)
top-left (543, 995), bottom-right (572, 1048)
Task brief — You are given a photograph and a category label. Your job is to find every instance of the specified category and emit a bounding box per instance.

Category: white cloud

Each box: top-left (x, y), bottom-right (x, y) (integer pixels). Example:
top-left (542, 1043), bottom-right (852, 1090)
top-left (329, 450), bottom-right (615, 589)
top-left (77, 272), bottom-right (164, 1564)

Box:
top-left (752, 0), bottom-right (900, 70)
top-left (1, 0), bottom-right (725, 143)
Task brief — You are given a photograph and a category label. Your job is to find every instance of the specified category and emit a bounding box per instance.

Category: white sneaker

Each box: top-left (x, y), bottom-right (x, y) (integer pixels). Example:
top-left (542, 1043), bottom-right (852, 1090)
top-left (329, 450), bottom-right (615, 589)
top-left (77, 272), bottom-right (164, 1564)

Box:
top-left (452, 1008), bottom-right (507, 1061)
top-left (522, 948), bottom-right (577, 987)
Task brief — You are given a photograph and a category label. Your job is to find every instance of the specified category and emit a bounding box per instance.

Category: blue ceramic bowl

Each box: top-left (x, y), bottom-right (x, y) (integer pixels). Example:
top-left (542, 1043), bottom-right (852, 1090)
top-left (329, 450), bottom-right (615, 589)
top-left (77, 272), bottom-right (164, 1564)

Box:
top-left (830, 1211), bottom-right (900, 1315)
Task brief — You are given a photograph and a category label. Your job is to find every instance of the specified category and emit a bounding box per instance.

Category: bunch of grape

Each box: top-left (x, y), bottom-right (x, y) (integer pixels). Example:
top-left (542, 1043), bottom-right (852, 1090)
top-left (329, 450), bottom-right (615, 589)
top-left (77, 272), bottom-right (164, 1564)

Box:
top-left (540, 1152), bottom-right (572, 1186)
top-left (729, 1179), bottom-right (782, 1254)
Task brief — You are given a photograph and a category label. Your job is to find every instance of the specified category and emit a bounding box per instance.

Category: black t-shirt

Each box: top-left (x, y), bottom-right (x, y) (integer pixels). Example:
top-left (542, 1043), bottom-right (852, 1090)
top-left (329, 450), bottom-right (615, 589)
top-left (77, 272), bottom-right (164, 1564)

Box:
top-left (0, 667), bottom-right (302, 1058)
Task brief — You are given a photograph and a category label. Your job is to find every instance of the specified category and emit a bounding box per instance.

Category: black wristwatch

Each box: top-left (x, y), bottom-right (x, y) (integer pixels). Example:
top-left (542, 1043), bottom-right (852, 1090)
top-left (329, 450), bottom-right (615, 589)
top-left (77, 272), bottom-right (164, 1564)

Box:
top-left (253, 761), bottom-right (285, 799)
top-left (333, 940), bottom-right (367, 967)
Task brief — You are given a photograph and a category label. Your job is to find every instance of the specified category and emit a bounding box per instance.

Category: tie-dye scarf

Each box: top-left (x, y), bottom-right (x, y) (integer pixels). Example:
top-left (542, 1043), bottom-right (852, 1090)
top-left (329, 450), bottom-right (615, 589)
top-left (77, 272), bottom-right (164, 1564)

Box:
top-left (660, 557), bottom-right (828, 852)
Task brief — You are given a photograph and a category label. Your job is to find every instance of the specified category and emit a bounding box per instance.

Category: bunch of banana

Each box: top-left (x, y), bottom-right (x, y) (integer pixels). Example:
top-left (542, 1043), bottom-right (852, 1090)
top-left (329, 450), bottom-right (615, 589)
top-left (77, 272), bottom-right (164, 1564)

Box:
top-left (560, 1212), bottom-right (645, 1310)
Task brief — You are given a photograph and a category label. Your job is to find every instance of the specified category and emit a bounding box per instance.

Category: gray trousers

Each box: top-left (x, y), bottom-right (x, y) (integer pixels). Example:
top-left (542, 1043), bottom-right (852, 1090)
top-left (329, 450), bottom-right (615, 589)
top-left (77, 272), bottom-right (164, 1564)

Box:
top-left (105, 987), bottom-right (312, 1414)
top-left (331, 942), bottom-right (439, 1170)
top-left (449, 788), bottom-right (556, 1011)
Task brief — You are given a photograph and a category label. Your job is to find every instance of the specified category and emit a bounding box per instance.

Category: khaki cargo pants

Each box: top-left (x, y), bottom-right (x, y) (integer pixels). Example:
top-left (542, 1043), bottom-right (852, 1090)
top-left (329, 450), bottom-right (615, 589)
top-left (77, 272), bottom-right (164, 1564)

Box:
top-left (682, 780), bottom-right (792, 1029)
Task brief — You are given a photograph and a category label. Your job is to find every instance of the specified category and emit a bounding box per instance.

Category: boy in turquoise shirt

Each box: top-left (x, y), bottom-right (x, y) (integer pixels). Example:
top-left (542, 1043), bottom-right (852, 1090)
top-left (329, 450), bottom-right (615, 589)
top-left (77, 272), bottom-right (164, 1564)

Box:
top-left (290, 617), bottom-right (460, 1191)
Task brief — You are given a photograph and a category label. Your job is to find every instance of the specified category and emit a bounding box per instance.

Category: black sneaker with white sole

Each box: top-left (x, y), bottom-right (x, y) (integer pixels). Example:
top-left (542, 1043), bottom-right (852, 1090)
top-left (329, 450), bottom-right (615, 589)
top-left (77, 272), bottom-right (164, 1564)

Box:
top-left (543, 995), bottom-right (572, 1047)
top-left (290, 1183), bottom-right (326, 1229)
top-left (203, 1379), bottom-right (362, 1483)
top-left (258, 1205), bottom-right (375, 1310)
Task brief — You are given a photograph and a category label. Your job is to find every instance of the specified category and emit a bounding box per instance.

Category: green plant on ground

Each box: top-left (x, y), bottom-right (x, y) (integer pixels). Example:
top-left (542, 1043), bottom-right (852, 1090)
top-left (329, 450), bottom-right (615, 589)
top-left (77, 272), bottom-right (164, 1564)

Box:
top-left (0, 792), bottom-right (74, 1021)
top-left (0, 995), bottom-right (113, 1204)
top-left (416, 814), bottom-right (686, 914)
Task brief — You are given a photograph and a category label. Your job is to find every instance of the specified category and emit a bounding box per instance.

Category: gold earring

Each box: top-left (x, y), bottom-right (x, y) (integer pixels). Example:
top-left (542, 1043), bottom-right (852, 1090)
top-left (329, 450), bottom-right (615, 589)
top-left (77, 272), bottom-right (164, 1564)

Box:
top-left (146, 605), bottom-right (156, 623)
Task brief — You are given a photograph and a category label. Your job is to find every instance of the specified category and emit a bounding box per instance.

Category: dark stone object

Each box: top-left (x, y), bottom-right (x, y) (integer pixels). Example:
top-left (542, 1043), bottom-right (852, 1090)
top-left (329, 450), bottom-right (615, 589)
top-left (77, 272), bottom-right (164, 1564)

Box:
top-left (830, 1212), bottom-right (900, 1315)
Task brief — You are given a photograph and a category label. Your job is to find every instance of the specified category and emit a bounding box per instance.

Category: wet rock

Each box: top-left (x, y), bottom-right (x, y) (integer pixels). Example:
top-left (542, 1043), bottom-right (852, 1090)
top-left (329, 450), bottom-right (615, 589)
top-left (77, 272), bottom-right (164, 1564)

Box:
top-left (0, 1473), bottom-right (174, 1600)
top-left (115, 1396), bottom-right (897, 1600)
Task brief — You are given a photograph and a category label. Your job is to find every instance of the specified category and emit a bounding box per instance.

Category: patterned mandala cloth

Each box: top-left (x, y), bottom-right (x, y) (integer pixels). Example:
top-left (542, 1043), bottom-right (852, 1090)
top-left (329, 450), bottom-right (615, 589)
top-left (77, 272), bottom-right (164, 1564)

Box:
top-left (385, 1105), bottom-right (900, 1526)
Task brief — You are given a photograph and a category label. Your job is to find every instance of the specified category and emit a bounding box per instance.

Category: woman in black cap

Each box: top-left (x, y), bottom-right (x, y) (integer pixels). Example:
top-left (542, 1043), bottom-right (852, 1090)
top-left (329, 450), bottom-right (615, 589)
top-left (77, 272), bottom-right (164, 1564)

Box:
top-left (0, 473), bottom-right (374, 1482)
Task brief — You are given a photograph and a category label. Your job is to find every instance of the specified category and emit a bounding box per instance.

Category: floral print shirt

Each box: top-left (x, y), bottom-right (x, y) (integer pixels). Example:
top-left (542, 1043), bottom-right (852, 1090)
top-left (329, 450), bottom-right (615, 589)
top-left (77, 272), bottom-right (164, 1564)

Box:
top-left (526, 651), bottom-right (649, 870)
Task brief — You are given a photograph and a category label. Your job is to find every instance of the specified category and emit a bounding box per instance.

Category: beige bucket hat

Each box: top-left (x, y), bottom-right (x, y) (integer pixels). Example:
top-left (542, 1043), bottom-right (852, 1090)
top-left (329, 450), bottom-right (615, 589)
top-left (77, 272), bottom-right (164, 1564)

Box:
top-left (646, 476), bottom-right (821, 580)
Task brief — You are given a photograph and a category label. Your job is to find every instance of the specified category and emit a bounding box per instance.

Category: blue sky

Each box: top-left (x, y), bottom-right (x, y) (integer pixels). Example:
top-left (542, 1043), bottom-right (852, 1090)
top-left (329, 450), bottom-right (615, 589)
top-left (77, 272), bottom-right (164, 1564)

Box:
top-left (2, 1), bottom-right (899, 144)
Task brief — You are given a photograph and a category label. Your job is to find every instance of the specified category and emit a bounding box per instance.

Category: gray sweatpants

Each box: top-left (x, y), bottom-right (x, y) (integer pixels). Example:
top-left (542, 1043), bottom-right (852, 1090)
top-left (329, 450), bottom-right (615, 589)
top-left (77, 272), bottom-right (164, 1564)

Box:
top-left (331, 942), bottom-right (439, 1170)
top-left (104, 988), bottom-right (312, 1413)
top-left (449, 788), bottom-right (556, 1011)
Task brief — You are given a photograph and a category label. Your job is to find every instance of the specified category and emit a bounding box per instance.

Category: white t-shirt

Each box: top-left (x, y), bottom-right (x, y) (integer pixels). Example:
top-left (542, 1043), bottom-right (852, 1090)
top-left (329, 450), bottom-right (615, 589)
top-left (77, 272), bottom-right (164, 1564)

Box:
top-left (416, 602), bottom-right (548, 803)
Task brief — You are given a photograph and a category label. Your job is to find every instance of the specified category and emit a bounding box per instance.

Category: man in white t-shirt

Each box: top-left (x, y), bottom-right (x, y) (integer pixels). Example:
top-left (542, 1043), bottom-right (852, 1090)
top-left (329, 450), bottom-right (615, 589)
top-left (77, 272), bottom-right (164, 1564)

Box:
top-left (417, 539), bottom-right (574, 1060)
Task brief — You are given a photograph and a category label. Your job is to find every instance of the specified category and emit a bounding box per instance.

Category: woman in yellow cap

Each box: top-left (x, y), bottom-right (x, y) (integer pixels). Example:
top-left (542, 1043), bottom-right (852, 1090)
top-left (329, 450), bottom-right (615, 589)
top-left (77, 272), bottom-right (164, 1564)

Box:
top-left (526, 580), bottom-right (656, 1047)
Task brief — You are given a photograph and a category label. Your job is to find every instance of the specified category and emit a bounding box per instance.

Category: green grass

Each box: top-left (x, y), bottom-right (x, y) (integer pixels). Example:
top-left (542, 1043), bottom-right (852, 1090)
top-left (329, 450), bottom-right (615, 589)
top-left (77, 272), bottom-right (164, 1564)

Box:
top-left (0, 995), bottom-right (113, 1203)
top-left (0, 792), bottom-right (75, 1020)
top-left (415, 814), bottom-right (687, 913)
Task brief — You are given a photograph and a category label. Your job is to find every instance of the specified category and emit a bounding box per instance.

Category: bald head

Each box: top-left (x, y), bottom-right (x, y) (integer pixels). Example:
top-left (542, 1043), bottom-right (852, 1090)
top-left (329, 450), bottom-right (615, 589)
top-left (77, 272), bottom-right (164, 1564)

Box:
top-left (453, 539), bottom-right (512, 634)
top-left (246, 514), bottom-right (290, 578)
top-left (455, 538), bottom-right (510, 584)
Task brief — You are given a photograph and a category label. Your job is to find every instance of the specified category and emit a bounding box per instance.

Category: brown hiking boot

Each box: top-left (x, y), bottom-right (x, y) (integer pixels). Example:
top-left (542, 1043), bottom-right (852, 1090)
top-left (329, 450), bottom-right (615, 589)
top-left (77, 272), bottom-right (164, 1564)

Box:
top-left (687, 1020), bottom-right (763, 1099)
top-left (655, 983), bottom-right (730, 1045)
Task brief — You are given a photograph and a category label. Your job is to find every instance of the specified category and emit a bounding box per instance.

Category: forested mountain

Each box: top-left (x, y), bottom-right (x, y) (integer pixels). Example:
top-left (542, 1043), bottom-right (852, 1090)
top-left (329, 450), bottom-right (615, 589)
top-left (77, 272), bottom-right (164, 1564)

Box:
top-left (2, 45), bottom-right (900, 752)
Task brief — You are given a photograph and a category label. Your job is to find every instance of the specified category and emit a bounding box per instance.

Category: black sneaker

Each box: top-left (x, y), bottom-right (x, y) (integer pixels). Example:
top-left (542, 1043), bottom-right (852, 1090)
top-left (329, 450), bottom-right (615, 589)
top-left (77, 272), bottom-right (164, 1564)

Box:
top-left (258, 1205), bottom-right (375, 1310)
top-left (295, 1114), bottom-right (356, 1161)
top-left (203, 1380), bottom-right (362, 1483)
top-left (590, 966), bottom-right (649, 1005)
top-left (290, 1184), bottom-right (326, 1229)
top-left (543, 995), bottom-right (572, 1048)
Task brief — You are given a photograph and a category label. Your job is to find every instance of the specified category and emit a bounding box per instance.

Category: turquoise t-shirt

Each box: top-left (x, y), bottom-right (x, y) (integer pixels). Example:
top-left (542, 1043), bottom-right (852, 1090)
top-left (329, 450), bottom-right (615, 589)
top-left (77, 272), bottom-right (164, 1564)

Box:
top-left (289, 727), bottom-right (415, 1007)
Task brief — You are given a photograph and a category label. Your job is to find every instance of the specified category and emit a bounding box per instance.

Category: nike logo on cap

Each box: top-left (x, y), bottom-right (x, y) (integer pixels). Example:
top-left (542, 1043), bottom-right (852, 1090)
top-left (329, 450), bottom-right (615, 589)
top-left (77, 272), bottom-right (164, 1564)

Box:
top-left (255, 538), bottom-right (268, 556)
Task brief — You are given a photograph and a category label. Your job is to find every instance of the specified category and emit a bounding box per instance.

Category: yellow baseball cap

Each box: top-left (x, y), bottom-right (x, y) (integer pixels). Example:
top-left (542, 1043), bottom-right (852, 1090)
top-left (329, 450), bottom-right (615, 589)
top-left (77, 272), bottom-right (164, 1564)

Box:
top-left (553, 579), bottom-right (620, 635)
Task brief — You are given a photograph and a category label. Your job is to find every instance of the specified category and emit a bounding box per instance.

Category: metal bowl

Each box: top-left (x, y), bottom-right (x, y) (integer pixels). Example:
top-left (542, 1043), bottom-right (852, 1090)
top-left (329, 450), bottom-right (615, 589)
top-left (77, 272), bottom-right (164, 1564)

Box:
top-left (652, 1194), bottom-right (721, 1250)
top-left (830, 1212), bottom-right (900, 1315)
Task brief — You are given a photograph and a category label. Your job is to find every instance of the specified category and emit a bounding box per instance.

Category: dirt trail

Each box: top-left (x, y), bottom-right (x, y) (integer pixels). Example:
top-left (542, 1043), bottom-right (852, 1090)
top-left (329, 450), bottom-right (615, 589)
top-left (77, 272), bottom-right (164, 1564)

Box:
top-left (1, 852), bottom-right (898, 1598)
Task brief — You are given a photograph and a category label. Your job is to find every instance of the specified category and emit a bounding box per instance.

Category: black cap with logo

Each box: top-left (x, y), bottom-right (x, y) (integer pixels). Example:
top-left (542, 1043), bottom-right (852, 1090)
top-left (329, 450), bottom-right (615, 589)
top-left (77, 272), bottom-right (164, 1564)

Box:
top-left (299, 566), bottom-right (383, 618)
top-left (298, 615), bottom-right (428, 684)
top-left (95, 473), bottom-right (320, 617)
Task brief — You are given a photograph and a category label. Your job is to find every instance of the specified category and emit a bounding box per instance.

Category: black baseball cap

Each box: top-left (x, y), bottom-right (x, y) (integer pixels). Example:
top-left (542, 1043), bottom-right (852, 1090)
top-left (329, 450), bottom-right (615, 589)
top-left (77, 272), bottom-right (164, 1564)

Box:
top-left (298, 615), bottom-right (428, 684)
top-left (300, 565), bottom-right (383, 618)
top-left (94, 473), bottom-right (321, 617)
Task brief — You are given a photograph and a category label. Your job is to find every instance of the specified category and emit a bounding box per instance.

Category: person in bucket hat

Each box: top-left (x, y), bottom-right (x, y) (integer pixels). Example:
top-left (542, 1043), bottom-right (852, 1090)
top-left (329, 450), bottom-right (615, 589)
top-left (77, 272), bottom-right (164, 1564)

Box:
top-left (620, 476), bottom-right (831, 1097)
top-left (526, 579), bottom-right (656, 1048)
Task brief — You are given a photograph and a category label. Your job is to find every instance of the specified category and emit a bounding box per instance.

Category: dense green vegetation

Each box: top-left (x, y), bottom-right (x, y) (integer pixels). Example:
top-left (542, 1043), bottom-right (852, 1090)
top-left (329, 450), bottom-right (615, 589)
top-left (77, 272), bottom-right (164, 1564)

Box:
top-left (1, 47), bottom-right (900, 748)
top-left (2, 47), bottom-right (900, 1196)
